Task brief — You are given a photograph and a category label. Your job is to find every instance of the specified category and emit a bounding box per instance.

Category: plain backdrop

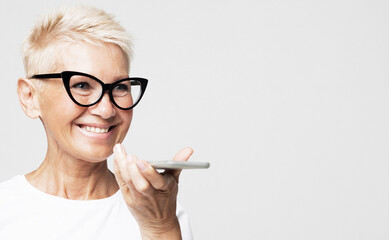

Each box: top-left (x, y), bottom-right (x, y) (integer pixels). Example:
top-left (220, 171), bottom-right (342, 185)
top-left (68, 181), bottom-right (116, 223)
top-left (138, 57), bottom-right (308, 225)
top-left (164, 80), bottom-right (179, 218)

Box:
top-left (1, 0), bottom-right (388, 239)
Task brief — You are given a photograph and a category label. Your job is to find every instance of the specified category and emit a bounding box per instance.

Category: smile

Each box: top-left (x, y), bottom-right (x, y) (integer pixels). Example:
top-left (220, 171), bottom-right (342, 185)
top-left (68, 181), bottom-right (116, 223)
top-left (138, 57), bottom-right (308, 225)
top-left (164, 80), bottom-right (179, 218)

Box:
top-left (83, 126), bottom-right (109, 133)
top-left (78, 124), bottom-right (115, 134)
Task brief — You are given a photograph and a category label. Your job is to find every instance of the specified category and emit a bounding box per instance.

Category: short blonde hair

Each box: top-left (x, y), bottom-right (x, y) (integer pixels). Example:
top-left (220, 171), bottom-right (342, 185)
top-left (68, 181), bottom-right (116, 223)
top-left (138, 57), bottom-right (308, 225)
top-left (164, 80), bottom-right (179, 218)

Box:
top-left (22, 5), bottom-right (133, 77)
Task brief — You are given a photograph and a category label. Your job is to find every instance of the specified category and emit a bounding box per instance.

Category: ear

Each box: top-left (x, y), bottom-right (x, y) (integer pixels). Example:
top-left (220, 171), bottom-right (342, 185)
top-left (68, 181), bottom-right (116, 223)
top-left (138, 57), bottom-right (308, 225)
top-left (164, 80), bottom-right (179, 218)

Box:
top-left (17, 78), bottom-right (41, 119)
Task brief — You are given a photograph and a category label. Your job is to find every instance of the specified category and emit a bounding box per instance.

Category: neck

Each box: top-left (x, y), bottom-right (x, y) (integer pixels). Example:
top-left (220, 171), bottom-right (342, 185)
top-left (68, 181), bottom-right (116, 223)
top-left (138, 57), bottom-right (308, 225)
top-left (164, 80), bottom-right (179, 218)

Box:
top-left (25, 147), bottom-right (119, 200)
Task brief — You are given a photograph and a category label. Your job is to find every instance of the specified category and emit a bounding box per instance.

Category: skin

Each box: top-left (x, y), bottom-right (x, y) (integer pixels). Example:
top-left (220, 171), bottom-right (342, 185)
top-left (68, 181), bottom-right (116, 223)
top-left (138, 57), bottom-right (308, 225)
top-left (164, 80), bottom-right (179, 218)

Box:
top-left (17, 41), bottom-right (193, 239)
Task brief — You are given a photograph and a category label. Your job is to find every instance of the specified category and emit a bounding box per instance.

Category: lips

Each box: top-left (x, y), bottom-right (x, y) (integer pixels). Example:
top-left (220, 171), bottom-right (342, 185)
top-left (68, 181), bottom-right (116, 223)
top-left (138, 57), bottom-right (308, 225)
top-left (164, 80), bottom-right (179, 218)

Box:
top-left (77, 124), bottom-right (116, 134)
top-left (83, 126), bottom-right (109, 133)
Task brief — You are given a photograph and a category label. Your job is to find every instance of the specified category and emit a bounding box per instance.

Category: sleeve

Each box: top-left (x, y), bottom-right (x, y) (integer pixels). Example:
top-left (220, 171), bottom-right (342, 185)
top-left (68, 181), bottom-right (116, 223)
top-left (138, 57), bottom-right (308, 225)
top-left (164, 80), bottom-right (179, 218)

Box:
top-left (176, 202), bottom-right (194, 240)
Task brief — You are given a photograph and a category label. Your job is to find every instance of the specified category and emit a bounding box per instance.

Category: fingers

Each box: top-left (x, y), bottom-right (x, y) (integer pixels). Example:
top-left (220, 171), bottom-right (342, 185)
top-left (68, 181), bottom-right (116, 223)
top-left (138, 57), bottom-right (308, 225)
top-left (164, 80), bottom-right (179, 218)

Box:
top-left (113, 144), bottom-right (193, 194)
top-left (173, 147), bottom-right (194, 162)
top-left (113, 145), bottom-right (126, 188)
top-left (113, 157), bottom-right (126, 189)
top-left (113, 144), bottom-right (130, 187)
top-left (127, 155), bottom-right (155, 194)
top-left (136, 159), bottom-right (171, 190)
top-left (113, 144), bottom-right (139, 198)
top-left (113, 144), bottom-right (192, 236)
top-left (113, 144), bottom-right (143, 192)
top-left (167, 147), bottom-right (194, 182)
top-left (113, 144), bottom-right (171, 195)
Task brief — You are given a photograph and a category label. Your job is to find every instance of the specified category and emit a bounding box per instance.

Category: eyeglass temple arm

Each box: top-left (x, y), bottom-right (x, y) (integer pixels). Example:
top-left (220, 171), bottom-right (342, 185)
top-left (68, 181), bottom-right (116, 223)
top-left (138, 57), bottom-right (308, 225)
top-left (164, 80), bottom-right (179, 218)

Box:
top-left (31, 73), bottom-right (62, 79)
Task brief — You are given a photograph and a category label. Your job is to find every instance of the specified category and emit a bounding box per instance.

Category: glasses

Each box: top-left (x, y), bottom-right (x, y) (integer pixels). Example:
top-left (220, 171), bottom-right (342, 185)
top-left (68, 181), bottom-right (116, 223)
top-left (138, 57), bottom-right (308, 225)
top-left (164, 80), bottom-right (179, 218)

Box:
top-left (31, 71), bottom-right (148, 110)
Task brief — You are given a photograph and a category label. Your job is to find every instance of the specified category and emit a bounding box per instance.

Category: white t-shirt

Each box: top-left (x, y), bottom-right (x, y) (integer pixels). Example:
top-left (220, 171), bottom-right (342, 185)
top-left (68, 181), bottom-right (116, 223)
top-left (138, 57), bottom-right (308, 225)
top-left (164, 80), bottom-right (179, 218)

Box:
top-left (0, 175), bottom-right (193, 240)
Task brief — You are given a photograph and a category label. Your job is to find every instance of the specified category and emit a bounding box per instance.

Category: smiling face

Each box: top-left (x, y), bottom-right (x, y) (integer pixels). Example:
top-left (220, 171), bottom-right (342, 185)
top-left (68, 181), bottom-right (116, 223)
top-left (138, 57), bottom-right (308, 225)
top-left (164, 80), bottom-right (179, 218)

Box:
top-left (36, 42), bottom-right (132, 162)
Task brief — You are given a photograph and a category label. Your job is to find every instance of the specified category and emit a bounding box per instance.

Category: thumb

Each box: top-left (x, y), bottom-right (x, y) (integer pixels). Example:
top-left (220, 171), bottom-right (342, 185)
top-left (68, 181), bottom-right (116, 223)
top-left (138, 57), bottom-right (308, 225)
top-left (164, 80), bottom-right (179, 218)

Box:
top-left (167, 147), bottom-right (194, 182)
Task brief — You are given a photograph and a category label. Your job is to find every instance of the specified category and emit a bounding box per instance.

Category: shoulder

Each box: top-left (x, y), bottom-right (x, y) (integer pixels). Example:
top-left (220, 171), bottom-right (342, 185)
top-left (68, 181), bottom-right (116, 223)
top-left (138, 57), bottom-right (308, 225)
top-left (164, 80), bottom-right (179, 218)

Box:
top-left (0, 175), bottom-right (27, 202)
top-left (0, 175), bottom-right (24, 192)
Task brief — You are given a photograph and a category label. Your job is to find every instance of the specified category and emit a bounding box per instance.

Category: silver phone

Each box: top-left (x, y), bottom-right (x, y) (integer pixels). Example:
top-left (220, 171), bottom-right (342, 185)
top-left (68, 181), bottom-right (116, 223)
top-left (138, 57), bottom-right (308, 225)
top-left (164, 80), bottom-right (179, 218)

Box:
top-left (149, 161), bottom-right (210, 170)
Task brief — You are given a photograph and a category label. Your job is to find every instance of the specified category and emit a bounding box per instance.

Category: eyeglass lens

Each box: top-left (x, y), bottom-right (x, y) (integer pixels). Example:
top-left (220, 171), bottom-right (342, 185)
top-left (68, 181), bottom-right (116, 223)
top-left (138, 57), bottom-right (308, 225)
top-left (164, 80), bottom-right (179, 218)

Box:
top-left (69, 75), bottom-right (141, 108)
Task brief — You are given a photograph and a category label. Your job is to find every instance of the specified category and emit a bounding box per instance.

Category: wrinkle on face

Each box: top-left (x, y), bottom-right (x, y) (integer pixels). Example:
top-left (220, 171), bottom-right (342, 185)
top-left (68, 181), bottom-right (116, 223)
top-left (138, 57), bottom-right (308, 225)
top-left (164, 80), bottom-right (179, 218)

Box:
top-left (36, 42), bottom-right (132, 164)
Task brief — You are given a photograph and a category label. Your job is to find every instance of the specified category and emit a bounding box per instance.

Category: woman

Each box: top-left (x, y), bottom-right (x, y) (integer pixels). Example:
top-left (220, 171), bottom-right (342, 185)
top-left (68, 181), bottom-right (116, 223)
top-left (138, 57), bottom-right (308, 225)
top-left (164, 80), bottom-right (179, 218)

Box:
top-left (0, 5), bottom-right (193, 240)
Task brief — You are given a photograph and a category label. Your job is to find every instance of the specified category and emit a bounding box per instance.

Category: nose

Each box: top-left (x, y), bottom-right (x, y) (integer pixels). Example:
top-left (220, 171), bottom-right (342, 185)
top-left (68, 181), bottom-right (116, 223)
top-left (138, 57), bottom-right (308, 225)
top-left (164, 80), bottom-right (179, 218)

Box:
top-left (88, 92), bottom-right (116, 119)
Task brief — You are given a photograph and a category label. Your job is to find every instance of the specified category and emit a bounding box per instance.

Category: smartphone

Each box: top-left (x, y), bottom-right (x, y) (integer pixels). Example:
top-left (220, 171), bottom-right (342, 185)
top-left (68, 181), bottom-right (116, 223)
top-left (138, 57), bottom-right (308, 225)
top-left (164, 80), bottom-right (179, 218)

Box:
top-left (148, 161), bottom-right (210, 170)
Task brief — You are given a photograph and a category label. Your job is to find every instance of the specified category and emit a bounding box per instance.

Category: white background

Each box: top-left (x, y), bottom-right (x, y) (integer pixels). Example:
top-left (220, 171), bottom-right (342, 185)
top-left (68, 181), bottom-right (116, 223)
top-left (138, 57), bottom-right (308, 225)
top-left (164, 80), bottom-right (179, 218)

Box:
top-left (1, 0), bottom-right (389, 239)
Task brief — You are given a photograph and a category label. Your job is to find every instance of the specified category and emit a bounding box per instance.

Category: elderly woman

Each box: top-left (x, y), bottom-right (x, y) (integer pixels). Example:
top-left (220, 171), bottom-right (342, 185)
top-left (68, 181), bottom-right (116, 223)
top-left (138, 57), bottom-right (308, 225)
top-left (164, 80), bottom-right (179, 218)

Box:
top-left (0, 5), bottom-right (193, 240)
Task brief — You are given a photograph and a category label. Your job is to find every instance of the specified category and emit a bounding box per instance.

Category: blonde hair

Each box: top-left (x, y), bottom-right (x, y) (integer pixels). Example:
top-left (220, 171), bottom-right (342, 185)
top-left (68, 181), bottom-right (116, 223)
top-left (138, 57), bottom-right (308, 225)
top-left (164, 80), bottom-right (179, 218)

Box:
top-left (22, 5), bottom-right (133, 77)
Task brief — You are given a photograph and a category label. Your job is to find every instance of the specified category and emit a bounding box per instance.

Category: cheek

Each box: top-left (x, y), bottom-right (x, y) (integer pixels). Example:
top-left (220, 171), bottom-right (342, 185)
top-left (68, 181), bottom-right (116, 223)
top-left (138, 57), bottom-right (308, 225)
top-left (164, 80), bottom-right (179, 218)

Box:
top-left (124, 110), bottom-right (133, 127)
top-left (39, 91), bottom-right (84, 129)
top-left (120, 108), bottom-right (133, 123)
top-left (118, 110), bottom-right (133, 138)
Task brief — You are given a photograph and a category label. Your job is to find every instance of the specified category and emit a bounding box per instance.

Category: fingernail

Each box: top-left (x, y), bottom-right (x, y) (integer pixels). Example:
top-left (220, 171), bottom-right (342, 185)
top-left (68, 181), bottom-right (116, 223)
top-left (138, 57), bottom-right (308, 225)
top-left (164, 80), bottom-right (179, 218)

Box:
top-left (120, 145), bottom-right (125, 155)
top-left (136, 160), bottom-right (148, 171)
top-left (114, 143), bottom-right (127, 156)
top-left (114, 144), bottom-right (121, 153)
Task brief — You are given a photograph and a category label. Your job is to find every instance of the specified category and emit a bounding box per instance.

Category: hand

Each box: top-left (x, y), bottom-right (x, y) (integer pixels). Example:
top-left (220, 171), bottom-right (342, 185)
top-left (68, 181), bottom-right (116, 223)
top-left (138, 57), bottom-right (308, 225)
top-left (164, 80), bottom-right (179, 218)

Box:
top-left (113, 144), bottom-right (193, 240)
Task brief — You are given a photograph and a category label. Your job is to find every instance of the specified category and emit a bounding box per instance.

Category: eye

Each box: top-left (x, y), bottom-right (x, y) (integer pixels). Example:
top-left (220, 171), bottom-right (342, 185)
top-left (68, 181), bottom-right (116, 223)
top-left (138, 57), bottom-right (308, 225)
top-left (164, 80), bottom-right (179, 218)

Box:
top-left (114, 83), bottom-right (130, 92)
top-left (71, 82), bottom-right (91, 90)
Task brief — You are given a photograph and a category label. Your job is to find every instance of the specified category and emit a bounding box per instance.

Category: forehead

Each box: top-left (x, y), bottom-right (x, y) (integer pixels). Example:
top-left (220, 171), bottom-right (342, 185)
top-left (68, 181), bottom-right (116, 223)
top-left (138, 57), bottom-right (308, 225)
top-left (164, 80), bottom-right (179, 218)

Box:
top-left (55, 42), bottom-right (129, 81)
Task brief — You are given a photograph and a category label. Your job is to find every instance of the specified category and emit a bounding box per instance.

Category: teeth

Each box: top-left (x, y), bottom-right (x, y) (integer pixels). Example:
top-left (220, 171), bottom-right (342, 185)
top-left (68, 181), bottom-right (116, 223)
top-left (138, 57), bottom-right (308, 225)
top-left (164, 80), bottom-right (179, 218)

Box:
top-left (82, 126), bottom-right (109, 133)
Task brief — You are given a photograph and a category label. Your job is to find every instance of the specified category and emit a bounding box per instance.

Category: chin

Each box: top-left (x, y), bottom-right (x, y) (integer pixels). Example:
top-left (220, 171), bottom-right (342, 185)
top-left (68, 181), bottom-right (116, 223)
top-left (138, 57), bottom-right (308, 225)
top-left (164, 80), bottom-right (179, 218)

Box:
top-left (75, 146), bottom-right (113, 163)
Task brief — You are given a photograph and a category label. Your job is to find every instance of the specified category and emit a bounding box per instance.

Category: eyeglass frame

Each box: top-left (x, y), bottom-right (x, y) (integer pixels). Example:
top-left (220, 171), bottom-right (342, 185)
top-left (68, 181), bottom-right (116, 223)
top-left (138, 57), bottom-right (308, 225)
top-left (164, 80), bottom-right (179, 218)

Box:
top-left (31, 71), bottom-right (148, 110)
